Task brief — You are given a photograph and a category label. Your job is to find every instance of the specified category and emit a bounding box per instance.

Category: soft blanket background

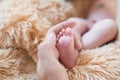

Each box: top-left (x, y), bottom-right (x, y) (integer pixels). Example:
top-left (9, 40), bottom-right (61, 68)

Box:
top-left (0, 0), bottom-right (120, 80)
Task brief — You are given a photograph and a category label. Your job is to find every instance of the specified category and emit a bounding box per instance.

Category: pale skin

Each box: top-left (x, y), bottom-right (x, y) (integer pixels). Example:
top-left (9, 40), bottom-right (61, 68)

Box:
top-left (37, 0), bottom-right (118, 80)
top-left (37, 21), bottom-right (75, 80)
top-left (117, 0), bottom-right (120, 41)
top-left (56, 0), bottom-right (117, 68)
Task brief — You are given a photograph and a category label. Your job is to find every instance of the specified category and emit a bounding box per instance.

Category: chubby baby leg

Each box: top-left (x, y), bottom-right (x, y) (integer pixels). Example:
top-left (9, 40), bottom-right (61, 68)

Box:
top-left (56, 28), bottom-right (78, 68)
top-left (82, 19), bottom-right (117, 49)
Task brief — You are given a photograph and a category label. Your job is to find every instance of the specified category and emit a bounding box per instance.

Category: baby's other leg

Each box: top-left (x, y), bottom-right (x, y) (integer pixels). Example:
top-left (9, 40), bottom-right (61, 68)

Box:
top-left (82, 19), bottom-right (117, 49)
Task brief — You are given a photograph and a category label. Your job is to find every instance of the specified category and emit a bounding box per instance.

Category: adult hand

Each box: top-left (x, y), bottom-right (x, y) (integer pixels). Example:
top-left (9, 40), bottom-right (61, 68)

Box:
top-left (37, 20), bottom-right (75, 80)
top-left (44, 20), bottom-right (75, 46)
top-left (38, 20), bottom-right (75, 59)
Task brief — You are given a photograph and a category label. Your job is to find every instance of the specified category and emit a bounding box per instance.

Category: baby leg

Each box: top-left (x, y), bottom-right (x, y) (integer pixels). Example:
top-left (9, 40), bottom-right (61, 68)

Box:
top-left (56, 28), bottom-right (78, 68)
top-left (82, 19), bottom-right (117, 49)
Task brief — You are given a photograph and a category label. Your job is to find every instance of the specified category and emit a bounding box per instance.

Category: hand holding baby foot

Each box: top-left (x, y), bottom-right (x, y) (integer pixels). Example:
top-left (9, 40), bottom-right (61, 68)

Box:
top-left (56, 18), bottom-right (88, 68)
top-left (37, 20), bottom-right (75, 80)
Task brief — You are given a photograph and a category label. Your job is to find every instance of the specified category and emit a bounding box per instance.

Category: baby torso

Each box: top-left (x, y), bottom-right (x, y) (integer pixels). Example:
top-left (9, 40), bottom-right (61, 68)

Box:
top-left (87, 0), bottom-right (116, 28)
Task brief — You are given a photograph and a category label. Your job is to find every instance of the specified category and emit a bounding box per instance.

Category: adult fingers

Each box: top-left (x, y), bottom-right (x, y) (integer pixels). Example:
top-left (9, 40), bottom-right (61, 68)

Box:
top-left (44, 20), bottom-right (75, 45)
top-left (49, 20), bottom-right (75, 34)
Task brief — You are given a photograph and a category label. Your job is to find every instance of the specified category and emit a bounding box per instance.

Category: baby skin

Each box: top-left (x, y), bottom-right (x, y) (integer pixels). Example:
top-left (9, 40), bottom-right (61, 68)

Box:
top-left (56, 28), bottom-right (78, 68)
top-left (56, 0), bottom-right (117, 68)
top-left (57, 19), bottom-right (117, 68)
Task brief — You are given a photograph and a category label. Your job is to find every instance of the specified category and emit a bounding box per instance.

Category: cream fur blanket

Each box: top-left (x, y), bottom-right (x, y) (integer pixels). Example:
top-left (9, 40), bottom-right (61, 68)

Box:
top-left (0, 0), bottom-right (120, 80)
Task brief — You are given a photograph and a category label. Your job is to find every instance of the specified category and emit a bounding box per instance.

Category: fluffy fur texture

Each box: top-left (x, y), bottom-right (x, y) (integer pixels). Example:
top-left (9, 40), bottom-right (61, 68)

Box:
top-left (0, 0), bottom-right (120, 80)
top-left (68, 42), bottom-right (120, 80)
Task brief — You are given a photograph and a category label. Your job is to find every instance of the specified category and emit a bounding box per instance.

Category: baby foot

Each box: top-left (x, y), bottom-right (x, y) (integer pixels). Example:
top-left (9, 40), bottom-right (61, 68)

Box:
top-left (56, 28), bottom-right (78, 68)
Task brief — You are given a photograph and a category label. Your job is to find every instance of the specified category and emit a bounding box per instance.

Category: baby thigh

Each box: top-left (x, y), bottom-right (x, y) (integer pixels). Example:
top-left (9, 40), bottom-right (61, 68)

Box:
top-left (82, 19), bottom-right (117, 49)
